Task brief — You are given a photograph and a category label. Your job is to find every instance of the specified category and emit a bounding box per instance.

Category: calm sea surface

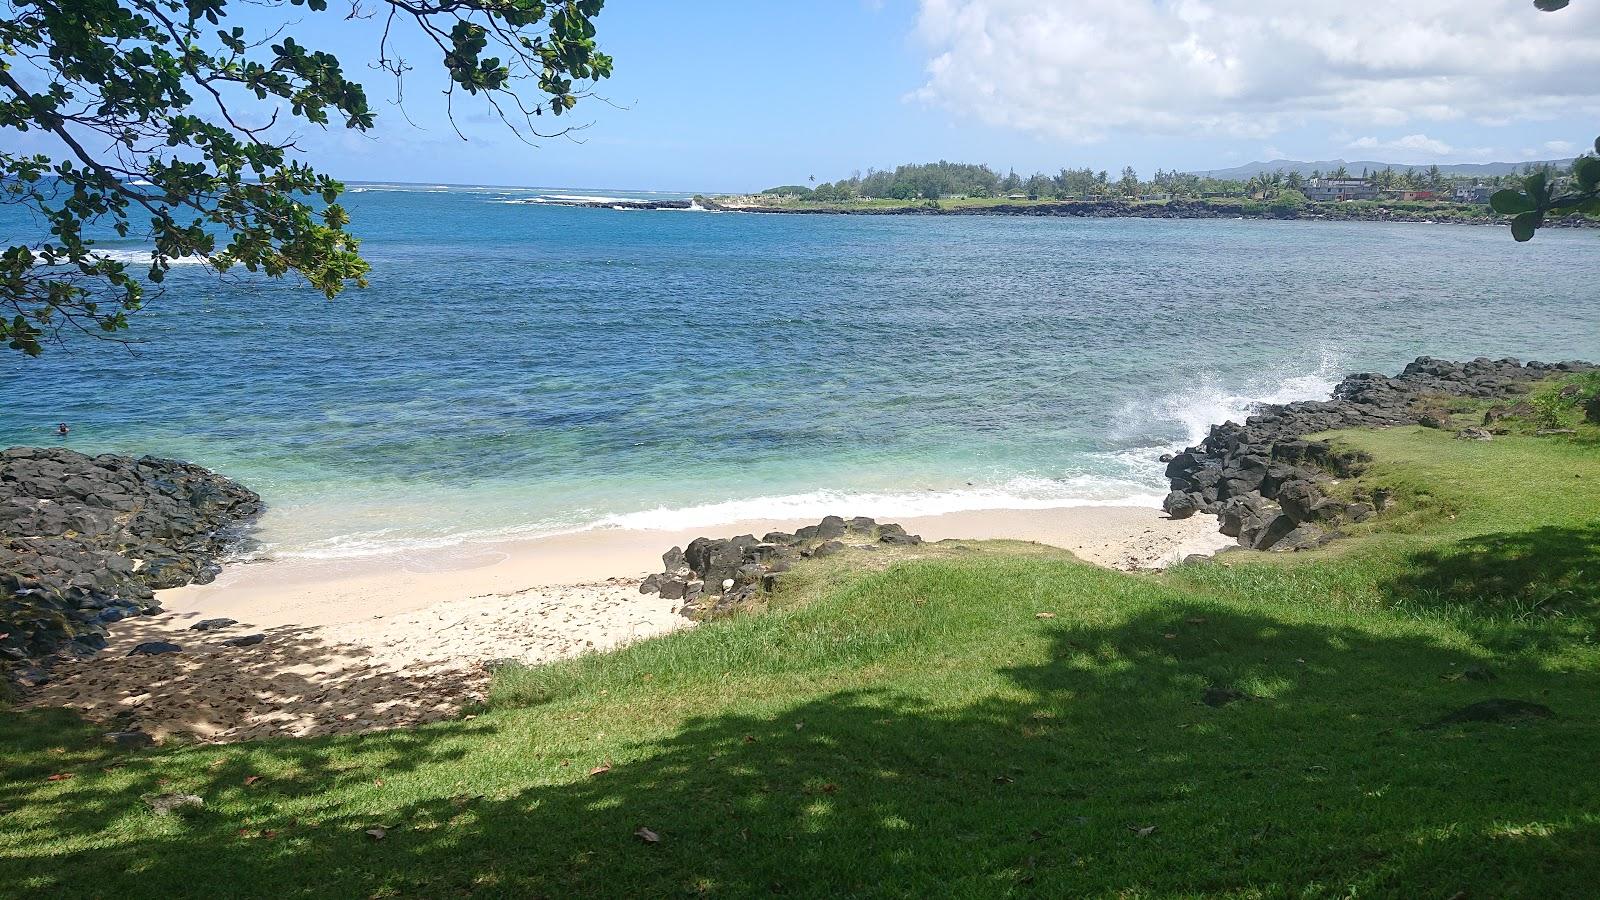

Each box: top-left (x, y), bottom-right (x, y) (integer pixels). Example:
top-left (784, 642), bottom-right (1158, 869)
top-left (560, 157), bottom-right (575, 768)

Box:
top-left (3, 185), bottom-right (1597, 558)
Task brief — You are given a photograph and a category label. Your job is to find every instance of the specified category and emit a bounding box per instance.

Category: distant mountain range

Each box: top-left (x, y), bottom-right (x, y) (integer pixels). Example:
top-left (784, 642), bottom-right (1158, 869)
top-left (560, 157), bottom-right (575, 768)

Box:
top-left (1190, 158), bottom-right (1575, 179)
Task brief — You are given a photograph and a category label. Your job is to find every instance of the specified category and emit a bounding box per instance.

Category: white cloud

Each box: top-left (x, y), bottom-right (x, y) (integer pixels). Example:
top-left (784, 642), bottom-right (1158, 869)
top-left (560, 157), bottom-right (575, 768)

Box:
top-left (1542, 139), bottom-right (1578, 154)
top-left (1347, 134), bottom-right (1496, 161)
top-left (908, 0), bottom-right (1600, 142)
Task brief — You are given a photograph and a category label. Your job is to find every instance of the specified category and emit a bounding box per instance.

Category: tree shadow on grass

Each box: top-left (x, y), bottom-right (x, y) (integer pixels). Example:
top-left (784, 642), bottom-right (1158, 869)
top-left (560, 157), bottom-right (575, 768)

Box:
top-left (17, 617), bottom-right (487, 743)
top-left (1379, 521), bottom-right (1600, 651)
top-left (3, 600), bottom-right (1597, 897)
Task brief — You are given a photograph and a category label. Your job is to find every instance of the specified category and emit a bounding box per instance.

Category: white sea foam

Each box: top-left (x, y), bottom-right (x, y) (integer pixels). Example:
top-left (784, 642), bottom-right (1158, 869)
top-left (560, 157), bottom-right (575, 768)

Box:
top-left (588, 477), bottom-right (1165, 533)
top-left (265, 355), bottom-right (1348, 562)
top-left (1113, 350), bottom-right (1344, 451)
top-left (266, 475), bottom-right (1166, 561)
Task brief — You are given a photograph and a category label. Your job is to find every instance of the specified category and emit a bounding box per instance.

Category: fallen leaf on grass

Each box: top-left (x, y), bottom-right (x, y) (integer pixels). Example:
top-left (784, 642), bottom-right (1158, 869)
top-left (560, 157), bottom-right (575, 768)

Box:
top-left (365, 826), bottom-right (388, 841)
top-left (821, 783), bottom-right (839, 794)
top-left (1034, 612), bottom-right (1056, 619)
top-left (588, 762), bottom-right (612, 777)
top-left (46, 773), bottom-right (73, 782)
top-left (634, 826), bottom-right (661, 844)
top-left (1185, 616), bottom-right (1208, 625)
top-left (243, 775), bottom-right (263, 786)
top-left (1131, 825), bottom-right (1158, 837)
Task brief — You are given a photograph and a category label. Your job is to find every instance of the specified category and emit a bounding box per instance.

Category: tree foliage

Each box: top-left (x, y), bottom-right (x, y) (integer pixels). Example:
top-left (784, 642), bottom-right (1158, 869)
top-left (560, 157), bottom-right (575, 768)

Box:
top-left (1, 0), bottom-right (610, 355)
top-left (1491, 0), bottom-right (1600, 241)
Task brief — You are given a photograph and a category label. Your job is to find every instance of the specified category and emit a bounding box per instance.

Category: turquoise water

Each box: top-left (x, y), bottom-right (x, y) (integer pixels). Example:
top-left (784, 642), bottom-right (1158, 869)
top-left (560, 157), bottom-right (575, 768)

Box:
top-left (3, 184), bottom-right (1597, 558)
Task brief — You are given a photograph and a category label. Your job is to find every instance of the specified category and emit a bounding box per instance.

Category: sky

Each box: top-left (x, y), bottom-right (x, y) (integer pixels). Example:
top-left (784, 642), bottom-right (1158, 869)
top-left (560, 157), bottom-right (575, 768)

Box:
top-left (12, 0), bottom-right (1600, 192)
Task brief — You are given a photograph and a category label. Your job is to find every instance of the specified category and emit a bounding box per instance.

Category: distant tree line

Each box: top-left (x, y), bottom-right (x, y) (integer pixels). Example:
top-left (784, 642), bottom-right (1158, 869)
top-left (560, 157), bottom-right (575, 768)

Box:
top-left (760, 157), bottom-right (1594, 207)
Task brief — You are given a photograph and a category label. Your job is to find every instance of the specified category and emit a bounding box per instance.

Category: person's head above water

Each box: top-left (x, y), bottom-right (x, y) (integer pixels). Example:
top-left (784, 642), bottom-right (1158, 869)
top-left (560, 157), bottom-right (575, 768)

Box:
top-left (57, 423), bottom-right (69, 435)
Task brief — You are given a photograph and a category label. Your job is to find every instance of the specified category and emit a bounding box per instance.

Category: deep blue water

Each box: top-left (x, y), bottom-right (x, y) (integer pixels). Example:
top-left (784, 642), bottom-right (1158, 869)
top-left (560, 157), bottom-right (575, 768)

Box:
top-left (3, 184), bottom-right (1597, 557)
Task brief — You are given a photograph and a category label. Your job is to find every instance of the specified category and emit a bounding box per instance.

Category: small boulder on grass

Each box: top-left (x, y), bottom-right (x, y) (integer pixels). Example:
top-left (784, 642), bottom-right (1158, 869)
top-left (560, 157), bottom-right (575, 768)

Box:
top-left (1423, 698), bottom-right (1554, 730)
top-left (144, 793), bottom-right (204, 815)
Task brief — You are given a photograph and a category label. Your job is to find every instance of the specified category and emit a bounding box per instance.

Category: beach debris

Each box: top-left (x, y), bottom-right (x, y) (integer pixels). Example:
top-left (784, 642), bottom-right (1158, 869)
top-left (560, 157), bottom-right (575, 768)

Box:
top-left (127, 641), bottom-right (182, 657)
top-left (144, 793), bottom-right (204, 815)
top-left (634, 826), bottom-right (661, 844)
top-left (189, 618), bottom-right (237, 631)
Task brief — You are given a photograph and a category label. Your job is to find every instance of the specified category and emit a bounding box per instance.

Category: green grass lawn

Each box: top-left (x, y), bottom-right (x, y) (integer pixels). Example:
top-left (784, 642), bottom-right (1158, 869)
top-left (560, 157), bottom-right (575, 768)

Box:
top-left (3, 427), bottom-right (1598, 897)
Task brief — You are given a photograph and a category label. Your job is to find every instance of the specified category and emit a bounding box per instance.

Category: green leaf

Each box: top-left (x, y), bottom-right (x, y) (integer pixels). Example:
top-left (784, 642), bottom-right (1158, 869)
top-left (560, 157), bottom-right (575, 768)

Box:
top-left (1510, 211), bottom-right (1542, 242)
top-left (1523, 171), bottom-right (1549, 203)
top-left (1490, 189), bottom-right (1536, 215)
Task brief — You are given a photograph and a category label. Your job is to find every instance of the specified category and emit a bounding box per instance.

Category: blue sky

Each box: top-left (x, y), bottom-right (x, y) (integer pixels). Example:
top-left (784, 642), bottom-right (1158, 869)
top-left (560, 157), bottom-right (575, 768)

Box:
top-left (12, 1), bottom-right (1600, 192)
top-left (282, 0), bottom-right (1600, 192)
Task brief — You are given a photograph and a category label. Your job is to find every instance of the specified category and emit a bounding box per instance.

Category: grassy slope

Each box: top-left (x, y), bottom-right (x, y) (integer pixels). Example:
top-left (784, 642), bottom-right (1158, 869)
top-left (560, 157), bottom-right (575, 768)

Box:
top-left (3, 427), bottom-right (1598, 898)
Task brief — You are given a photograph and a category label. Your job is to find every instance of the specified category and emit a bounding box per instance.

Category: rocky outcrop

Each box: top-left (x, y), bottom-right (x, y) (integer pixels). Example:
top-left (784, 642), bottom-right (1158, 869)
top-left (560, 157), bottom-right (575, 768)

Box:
top-left (1163, 356), bottom-right (1596, 552)
top-left (1, 448), bottom-right (261, 679)
top-left (641, 516), bottom-right (923, 619)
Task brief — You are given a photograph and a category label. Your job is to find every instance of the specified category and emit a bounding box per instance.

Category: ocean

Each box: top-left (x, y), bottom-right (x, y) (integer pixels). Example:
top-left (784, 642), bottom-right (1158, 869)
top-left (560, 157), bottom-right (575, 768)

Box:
top-left (3, 184), bottom-right (1597, 560)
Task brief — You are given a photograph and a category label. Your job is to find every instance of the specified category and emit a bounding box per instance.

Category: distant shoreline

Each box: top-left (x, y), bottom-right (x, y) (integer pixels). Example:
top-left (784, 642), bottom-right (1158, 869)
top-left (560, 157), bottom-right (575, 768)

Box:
top-left (532, 194), bottom-right (1598, 230)
top-left (694, 197), bottom-right (1599, 229)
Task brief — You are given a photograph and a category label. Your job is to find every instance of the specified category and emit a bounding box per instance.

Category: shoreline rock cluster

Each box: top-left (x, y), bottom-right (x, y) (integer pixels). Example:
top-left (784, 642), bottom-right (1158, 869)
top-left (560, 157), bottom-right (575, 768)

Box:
top-left (1163, 356), bottom-right (1596, 552)
top-left (640, 516), bottom-right (923, 619)
top-left (1, 447), bottom-right (261, 682)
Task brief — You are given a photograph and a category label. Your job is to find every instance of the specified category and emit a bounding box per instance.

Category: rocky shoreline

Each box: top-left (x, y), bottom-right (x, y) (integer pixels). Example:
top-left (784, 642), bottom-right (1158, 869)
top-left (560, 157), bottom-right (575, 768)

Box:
top-left (641, 516), bottom-right (924, 619)
top-left (1, 448), bottom-right (260, 684)
top-left (1162, 356), bottom-right (1596, 553)
top-left (5, 356), bottom-right (1594, 697)
top-left (702, 197), bottom-right (1599, 229)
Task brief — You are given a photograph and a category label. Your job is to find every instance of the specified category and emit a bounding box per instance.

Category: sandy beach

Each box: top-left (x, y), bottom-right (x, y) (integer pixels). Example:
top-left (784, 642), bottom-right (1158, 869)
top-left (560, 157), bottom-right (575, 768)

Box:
top-left (21, 505), bottom-right (1228, 743)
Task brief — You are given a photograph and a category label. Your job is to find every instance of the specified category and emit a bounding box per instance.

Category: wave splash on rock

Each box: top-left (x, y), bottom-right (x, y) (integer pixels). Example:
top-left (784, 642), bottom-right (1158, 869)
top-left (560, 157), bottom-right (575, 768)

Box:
top-left (1162, 356), bottom-right (1596, 553)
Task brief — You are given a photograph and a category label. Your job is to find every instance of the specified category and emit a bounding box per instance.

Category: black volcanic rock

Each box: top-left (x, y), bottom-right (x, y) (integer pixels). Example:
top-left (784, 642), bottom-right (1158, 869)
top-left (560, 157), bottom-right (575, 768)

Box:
top-left (647, 517), bottom-right (923, 620)
top-left (1166, 356), bottom-right (1595, 552)
top-left (1, 448), bottom-right (260, 678)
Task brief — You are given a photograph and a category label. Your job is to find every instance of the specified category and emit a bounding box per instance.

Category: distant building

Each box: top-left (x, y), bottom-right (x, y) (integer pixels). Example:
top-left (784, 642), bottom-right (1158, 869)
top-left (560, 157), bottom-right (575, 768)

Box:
top-left (1453, 184), bottom-right (1494, 204)
top-left (1305, 178), bottom-right (1379, 201)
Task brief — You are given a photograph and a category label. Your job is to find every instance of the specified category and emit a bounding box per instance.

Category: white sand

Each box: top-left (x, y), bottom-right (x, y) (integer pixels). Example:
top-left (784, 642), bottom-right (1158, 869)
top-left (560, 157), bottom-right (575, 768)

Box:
top-left (21, 505), bottom-right (1228, 743)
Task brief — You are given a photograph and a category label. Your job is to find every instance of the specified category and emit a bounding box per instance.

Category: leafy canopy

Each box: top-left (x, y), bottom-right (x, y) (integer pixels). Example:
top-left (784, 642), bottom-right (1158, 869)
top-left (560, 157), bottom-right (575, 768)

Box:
top-left (1492, 0), bottom-right (1599, 240)
top-left (1, 0), bottom-right (610, 355)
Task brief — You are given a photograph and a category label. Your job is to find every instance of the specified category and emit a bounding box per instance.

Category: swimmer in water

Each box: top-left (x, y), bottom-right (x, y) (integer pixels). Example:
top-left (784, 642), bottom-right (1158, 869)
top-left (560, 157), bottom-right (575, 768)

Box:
top-left (57, 423), bottom-right (69, 437)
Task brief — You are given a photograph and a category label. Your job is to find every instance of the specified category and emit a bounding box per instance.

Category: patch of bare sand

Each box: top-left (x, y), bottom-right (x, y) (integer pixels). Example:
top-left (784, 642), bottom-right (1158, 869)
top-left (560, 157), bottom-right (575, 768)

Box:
top-left (22, 505), bottom-right (1227, 744)
top-left (21, 579), bottom-right (688, 744)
